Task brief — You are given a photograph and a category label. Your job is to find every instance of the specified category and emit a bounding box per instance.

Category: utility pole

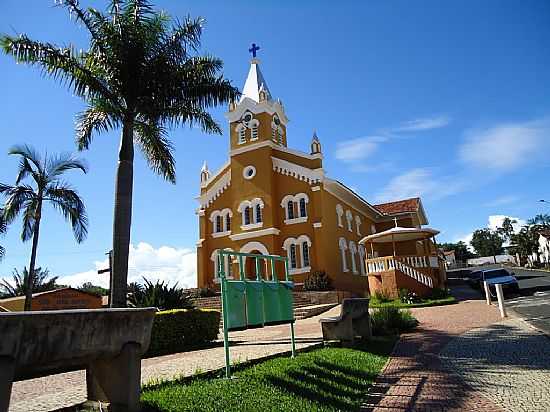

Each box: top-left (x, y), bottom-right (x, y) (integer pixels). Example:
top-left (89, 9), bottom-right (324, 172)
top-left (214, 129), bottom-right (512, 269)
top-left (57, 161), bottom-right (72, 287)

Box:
top-left (97, 250), bottom-right (112, 305)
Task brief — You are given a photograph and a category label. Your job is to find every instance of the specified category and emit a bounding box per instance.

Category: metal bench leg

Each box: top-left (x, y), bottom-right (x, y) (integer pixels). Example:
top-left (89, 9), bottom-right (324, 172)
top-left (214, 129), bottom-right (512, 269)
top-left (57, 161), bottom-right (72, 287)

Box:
top-left (86, 342), bottom-right (142, 412)
top-left (0, 356), bottom-right (15, 412)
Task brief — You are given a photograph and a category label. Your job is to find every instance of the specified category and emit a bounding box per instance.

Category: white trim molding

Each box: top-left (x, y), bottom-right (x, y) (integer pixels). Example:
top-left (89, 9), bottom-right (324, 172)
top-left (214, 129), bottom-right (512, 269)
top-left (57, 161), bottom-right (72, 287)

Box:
top-left (212, 231), bottom-right (231, 238)
top-left (229, 227), bottom-right (280, 241)
top-left (289, 266), bottom-right (311, 275)
top-left (272, 157), bottom-right (323, 185)
top-left (311, 186), bottom-right (321, 192)
top-left (198, 170), bottom-right (231, 208)
top-left (241, 222), bottom-right (263, 231)
top-left (313, 222), bottom-right (322, 228)
top-left (284, 216), bottom-right (308, 225)
top-left (240, 241), bottom-right (270, 255)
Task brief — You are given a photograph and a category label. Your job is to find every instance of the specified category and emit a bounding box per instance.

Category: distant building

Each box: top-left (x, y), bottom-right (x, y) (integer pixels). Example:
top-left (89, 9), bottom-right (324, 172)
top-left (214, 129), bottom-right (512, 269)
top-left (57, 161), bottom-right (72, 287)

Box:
top-left (538, 230), bottom-right (550, 264)
top-left (0, 287), bottom-right (102, 312)
top-left (443, 250), bottom-right (457, 268)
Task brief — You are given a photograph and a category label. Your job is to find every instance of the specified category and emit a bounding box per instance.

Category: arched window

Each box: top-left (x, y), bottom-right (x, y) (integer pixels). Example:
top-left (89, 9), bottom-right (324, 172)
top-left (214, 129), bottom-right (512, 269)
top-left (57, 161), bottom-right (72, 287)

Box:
top-left (277, 128), bottom-right (283, 145)
top-left (287, 200), bottom-right (295, 220)
top-left (289, 244), bottom-right (297, 269)
top-left (338, 237), bottom-right (349, 272)
top-left (236, 124), bottom-right (246, 144)
top-left (226, 214), bottom-right (231, 232)
top-left (216, 215), bottom-right (222, 233)
top-left (346, 210), bottom-right (353, 232)
top-left (244, 206), bottom-right (251, 225)
top-left (336, 204), bottom-right (344, 228)
top-left (250, 119), bottom-right (259, 140)
top-left (355, 215), bottom-right (362, 236)
top-left (299, 198), bottom-right (307, 217)
top-left (211, 249), bottom-right (233, 280)
top-left (255, 203), bottom-right (262, 223)
top-left (302, 242), bottom-right (310, 267)
top-left (271, 125), bottom-right (277, 141)
top-left (349, 241), bottom-right (358, 274)
top-left (358, 245), bottom-right (366, 275)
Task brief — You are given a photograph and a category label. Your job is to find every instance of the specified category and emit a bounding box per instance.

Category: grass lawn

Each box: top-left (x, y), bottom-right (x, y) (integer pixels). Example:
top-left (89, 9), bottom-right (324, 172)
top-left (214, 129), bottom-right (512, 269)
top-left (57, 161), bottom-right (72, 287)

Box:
top-left (141, 336), bottom-right (397, 412)
top-left (370, 295), bottom-right (456, 308)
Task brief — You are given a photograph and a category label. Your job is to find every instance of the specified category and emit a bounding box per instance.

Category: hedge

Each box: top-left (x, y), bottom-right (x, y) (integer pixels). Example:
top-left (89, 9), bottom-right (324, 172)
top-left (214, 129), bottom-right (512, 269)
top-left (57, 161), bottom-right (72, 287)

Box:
top-left (146, 309), bottom-right (221, 357)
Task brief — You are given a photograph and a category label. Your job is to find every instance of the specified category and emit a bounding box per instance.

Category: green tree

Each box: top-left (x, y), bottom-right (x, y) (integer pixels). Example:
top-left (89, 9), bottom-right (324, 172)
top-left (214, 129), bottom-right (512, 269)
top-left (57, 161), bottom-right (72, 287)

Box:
top-left (78, 282), bottom-right (109, 296)
top-left (128, 277), bottom-right (193, 310)
top-left (510, 226), bottom-right (539, 265)
top-left (470, 228), bottom-right (504, 263)
top-left (0, 145), bottom-right (88, 310)
top-left (1, 0), bottom-right (238, 307)
top-left (0, 267), bottom-right (61, 298)
top-left (528, 214), bottom-right (550, 226)
top-left (0, 208), bottom-right (6, 261)
top-left (497, 217), bottom-right (517, 242)
top-left (439, 241), bottom-right (476, 262)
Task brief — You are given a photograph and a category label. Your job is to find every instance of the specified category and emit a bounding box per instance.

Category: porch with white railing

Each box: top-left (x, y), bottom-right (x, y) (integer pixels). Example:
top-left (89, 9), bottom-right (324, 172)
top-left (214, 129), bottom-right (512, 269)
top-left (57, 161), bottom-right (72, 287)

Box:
top-left (365, 255), bottom-right (438, 288)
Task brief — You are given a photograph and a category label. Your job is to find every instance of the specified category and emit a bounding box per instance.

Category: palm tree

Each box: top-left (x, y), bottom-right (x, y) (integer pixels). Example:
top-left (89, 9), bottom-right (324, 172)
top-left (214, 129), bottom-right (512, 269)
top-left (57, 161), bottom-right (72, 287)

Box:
top-left (0, 267), bottom-right (60, 298)
top-left (0, 145), bottom-right (88, 310)
top-left (0, 208), bottom-right (6, 261)
top-left (1, 0), bottom-right (239, 307)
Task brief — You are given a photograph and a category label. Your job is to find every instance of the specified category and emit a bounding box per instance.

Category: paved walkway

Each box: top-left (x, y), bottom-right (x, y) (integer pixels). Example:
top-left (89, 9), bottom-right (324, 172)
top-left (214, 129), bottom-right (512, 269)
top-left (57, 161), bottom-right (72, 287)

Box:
top-left (362, 286), bottom-right (550, 411)
top-left (362, 286), bottom-right (504, 411)
top-left (9, 307), bottom-right (336, 412)
top-left (441, 317), bottom-right (550, 412)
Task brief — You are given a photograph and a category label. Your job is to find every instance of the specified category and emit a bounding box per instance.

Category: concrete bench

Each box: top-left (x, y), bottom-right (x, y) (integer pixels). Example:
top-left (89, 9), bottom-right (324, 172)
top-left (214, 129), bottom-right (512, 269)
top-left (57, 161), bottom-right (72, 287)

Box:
top-left (0, 307), bottom-right (156, 412)
top-left (320, 298), bottom-right (371, 344)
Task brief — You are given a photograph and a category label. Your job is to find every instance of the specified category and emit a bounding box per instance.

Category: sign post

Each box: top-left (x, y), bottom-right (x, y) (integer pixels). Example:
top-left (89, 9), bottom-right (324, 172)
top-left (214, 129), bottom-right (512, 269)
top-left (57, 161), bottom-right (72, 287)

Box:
top-left (217, 250), bottom-right (296, 378)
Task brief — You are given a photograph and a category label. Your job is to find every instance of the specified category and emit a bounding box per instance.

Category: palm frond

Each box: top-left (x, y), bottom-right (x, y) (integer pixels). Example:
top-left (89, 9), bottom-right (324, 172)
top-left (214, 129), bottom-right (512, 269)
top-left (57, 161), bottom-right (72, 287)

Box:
top-left (45, 184), bottom-right (88, 243)
top-left (0, 34), bottom-right (117, 103)
top-left (9, 144), bottom-right (43, 175)
top-left (134, 120), bottom-right (176, 183)
top-left (21, 199), bottom-right (39, 242)
top-left (1, 184), bottom-right (36, 225)
top-left (76, 99), bottom-right (121, 150)
top-left (46, 152), bottom-right (88, 178)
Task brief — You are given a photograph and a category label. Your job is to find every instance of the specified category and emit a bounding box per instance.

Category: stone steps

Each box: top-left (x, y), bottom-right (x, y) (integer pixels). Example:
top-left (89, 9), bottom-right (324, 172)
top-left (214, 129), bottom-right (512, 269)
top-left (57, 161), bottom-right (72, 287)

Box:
top-left (294, 303), bottom-right (338, 320)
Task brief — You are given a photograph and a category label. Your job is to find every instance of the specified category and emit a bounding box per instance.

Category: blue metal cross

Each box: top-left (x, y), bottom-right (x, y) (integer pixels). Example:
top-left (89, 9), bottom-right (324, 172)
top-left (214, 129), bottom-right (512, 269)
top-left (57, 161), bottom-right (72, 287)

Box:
top-left (249, 43), bottom-right (260, 58)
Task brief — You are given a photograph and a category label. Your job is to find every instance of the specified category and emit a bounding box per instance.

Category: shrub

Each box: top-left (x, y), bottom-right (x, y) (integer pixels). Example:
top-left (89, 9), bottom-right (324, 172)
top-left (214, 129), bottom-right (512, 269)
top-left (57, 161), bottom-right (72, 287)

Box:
top-left (304, 271), bottom-right (333, 291)
top-left (400, 290), bottom-right (421, 305)
top-left (371, 290), bottom-right (392, 304)
top-left (428, 288), bottom-right (451, 300)
top-left (129, 278), bottom-right (194, 310)
top-left (147, 309), bottom-right (221, 357)
top-left (371, 307), bottom-right (418, 336)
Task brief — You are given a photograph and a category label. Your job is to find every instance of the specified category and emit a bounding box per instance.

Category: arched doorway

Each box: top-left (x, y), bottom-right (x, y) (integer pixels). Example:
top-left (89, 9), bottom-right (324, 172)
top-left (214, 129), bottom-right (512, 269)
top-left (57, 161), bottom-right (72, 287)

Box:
top-left (240, 241), bottom-right (269, 280)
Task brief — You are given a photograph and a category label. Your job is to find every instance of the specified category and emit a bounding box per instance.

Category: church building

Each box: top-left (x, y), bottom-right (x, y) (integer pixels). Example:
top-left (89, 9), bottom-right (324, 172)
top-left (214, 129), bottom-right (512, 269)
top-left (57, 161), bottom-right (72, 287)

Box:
top-left (196, 49), bottom-right (445, 297)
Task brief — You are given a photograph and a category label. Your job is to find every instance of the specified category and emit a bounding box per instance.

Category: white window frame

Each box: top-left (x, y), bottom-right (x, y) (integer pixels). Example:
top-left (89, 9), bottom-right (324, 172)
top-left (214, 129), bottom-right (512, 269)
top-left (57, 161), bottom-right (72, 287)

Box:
top-left (355, 215), bottom-right (362, 236)
top-left (349, 241), bottom-right (358, 274)
top-left (282, 193), bottom-right (309, 225)
top-left (338, 237), bottom-right (349, 272)
top-left (236, 123), bottom-right (246, 144)
top-left (238, 198), bottom-right (265, 230)
top-left (283, 235), bottom-right (312, 275)
top-left (358, 245), bottom-right (366, 275)
top-left (210, 209), bottom-right (232, 238)
top-left (336, 204), bottom-right (344, 228)
top-left (211, 249), bottom-right (234, 281)
top-left (346, 210), bottom-right (353, 232)
top-left (250, 119), bottom-right (260, 141)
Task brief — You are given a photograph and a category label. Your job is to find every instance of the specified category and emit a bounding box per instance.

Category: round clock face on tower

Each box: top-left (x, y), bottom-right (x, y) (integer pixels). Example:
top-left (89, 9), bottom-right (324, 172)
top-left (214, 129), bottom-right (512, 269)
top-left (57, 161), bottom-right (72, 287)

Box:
top-left (273, 116), bottom-right (280, 126)
top-left (243, 165), bottom-right (256, 180)
top-left (242, 112), bottom-right (253, 124)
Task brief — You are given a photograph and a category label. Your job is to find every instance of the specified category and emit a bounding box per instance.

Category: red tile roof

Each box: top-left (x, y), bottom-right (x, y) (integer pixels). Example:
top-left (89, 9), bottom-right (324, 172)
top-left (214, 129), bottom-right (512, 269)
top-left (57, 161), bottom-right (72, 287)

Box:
top-left (373, 197), bottom-right (420, 215)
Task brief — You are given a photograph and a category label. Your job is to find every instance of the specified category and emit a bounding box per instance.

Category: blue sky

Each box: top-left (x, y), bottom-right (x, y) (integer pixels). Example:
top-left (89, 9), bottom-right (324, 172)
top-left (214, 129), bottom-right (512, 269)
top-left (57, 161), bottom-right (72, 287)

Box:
top-left (1, 0), bottom-right (549, 287)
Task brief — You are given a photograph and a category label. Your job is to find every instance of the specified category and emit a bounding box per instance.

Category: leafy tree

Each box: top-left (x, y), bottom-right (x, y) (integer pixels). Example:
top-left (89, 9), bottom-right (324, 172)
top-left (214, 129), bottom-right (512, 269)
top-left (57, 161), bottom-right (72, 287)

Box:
top-left (0, 145), bottom-right (88, 310)
top-left (0, 267), bottom-right (61, 298)
top-left (0, 208), bottom-right (6, 261)
top-left (470, 228), bottom-right (504, 263)
top-left (497, 217), bottom-right (517, 242)
top-left (528, 214), bottom-right (550, 226)
top-left (509, 226), bottom-right (539, 266)
top-left (128, 277), bottom-right (193, 310)
top-left (78, 282), bottom-right (109, 296)
top-left (439, 241), bottom-right (476, 262)
top-left (1, 1), bottom-right (238, 307)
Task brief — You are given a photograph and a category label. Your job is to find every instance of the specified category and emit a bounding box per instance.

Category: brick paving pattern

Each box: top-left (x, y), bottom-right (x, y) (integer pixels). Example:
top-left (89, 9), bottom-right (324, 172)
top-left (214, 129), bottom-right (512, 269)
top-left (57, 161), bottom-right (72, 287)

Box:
top-left (441, 317), bottom-right (550, 412)
top-left (362, 287), bottom-right (504, 411)
top-left (9, 306), bottom-right (337, 412)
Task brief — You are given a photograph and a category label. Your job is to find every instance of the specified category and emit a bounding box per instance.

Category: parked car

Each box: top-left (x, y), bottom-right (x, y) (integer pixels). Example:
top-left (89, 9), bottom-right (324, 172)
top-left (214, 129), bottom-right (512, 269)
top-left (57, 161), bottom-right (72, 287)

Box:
top-left (468, 268), bottom-right (520, 295)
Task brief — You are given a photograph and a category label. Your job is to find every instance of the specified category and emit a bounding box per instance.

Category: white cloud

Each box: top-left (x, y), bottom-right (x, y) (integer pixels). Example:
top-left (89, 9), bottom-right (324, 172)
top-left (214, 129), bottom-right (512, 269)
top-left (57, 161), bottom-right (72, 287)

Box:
top-left (373, 168), bottom-right (463, 203)
top-left (459, 119), bottom-right (550, 172)
top-left (394, 115), bottom-right (451, 132)
top-left (58, 242), bottom-right (197, 289)
top-left (335, 136), bottom-right (387, 162)
top-left (487, 215), bottom-right (526, 232)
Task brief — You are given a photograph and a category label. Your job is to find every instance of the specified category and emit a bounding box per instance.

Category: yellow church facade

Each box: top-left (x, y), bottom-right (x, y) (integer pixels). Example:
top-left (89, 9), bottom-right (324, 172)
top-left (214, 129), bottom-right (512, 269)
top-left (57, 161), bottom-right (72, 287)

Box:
top-left (196, 56), bottom-right (445, 297)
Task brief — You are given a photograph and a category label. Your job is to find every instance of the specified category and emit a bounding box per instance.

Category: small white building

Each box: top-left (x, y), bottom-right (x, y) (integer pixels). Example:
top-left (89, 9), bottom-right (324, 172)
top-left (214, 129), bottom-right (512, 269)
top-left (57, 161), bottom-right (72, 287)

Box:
top-left (538, 230), bottom-right (550, 264)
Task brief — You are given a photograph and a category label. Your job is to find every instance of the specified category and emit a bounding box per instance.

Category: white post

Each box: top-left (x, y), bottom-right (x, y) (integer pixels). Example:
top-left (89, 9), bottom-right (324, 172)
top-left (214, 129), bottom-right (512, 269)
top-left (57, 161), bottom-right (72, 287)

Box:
top-left (495, 284), bottom-right (507, 318)
top-left (483, 281), bottom-right (492, 305)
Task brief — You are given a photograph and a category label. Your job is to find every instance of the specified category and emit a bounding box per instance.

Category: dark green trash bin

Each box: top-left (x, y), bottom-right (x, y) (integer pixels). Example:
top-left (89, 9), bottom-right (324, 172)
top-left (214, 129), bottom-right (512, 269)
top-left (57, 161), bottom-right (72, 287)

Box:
top-left (245, 281), bottom-right (264, 327)
top-left (263, 281), bottom-right (282, 324)
top-left (279, 281), bottom-right (295, 322)
top-left (224, 280), bottom-right (247, 330)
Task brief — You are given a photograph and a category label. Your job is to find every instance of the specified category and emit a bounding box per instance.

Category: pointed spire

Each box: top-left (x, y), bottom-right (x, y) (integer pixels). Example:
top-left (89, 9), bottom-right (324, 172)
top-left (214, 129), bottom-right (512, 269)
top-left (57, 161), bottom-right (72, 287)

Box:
top-left (240, 58), bottom-right (272, 103)
top-left (200, 161), bottom-right (210, 183)
top-left (311, 130), bottom-right (322, 155)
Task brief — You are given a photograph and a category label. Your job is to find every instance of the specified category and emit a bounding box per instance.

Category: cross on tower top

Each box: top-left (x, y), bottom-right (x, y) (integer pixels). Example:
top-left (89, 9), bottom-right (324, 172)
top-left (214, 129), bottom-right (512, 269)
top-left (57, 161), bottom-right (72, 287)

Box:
top-left (249, 43), bottom-right (260, 58)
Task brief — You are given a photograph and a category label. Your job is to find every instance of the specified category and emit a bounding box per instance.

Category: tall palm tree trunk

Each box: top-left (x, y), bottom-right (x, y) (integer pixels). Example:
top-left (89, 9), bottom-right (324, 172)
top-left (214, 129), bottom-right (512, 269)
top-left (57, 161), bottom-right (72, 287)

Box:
top-left (110, 120), bottom-right (134, 308)
top-left (24, 198), bottom-right (42, 311)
